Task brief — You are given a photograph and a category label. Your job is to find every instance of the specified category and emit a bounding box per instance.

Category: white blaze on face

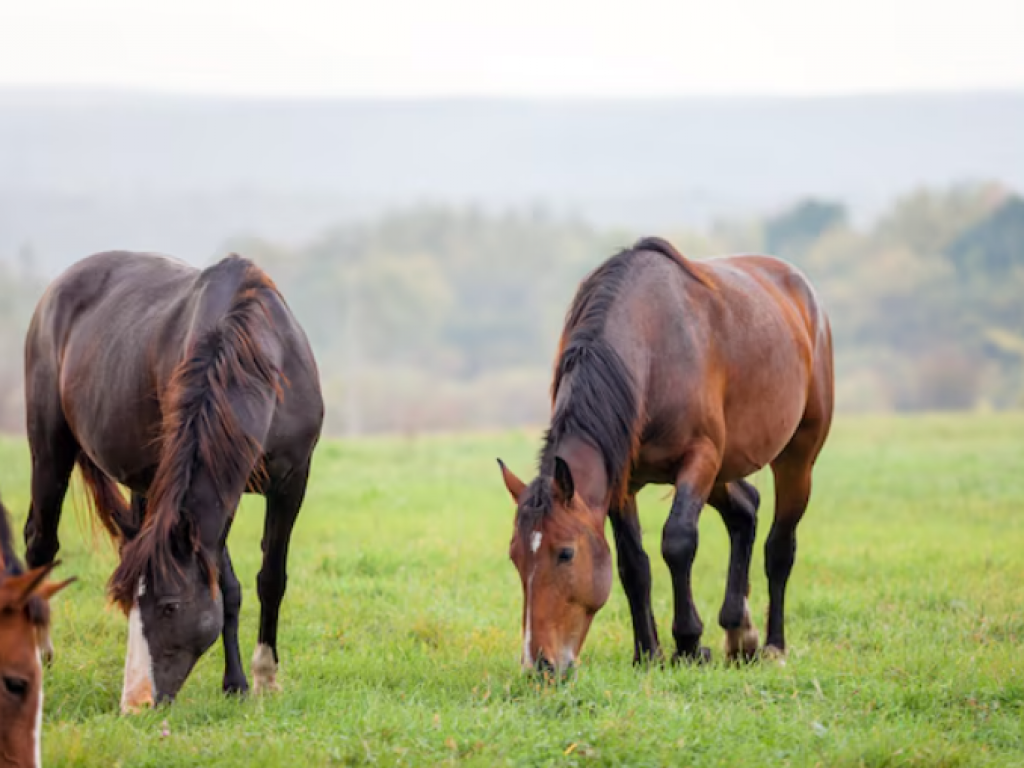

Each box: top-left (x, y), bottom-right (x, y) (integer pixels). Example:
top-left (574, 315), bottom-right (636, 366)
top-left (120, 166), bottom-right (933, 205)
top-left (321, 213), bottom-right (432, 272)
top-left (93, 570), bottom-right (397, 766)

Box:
top-left (522, 570), bottom-right (535, 669)
top-left (33, 648), bottom-right (42, 768)
top-left (120, 580), bottom-right (155, 715)
top-left (522, 530), bottom-right (542, 669)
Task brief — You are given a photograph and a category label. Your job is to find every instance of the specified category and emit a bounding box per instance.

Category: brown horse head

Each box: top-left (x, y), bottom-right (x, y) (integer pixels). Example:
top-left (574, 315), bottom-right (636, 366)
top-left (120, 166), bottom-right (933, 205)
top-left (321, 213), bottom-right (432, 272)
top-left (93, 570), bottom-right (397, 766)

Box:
top-left (500, 456), bottom-right (613, 676)
top-left (0, 561), bottom-right (74, 768)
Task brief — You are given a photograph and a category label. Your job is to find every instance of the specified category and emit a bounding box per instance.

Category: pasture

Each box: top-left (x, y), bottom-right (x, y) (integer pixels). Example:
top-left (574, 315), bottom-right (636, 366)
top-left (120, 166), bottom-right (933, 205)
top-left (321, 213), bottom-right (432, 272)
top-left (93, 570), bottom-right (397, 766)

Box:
top-left (1, 414), bottom-right (1022, 767)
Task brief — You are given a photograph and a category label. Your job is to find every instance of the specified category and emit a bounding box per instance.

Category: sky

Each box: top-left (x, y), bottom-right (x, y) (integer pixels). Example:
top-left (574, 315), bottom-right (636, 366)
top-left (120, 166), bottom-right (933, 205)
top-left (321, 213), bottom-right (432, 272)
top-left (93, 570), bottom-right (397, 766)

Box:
top-left (1, 0), bottom-right (1022, 98)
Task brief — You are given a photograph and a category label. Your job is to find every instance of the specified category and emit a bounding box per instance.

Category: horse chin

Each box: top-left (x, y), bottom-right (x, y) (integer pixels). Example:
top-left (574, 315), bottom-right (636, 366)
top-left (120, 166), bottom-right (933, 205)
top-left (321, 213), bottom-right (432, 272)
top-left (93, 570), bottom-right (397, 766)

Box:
top-left (152, 655), bottom-right (200, 705)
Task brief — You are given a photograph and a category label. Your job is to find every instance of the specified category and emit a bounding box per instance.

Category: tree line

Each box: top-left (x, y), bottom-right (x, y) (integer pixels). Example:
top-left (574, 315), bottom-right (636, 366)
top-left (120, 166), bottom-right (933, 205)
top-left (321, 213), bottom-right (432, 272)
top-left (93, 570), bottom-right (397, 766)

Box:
top-left (1, 181), bottom-right (1021, 434)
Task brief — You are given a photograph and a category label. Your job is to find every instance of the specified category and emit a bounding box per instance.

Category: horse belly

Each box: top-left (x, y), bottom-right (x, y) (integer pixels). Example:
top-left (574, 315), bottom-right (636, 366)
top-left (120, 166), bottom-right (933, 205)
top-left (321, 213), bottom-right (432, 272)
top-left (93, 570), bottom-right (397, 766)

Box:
top-left (58, 346), bottom-right (160, 487)
top-left (719, 368), bottom-right (810, 482)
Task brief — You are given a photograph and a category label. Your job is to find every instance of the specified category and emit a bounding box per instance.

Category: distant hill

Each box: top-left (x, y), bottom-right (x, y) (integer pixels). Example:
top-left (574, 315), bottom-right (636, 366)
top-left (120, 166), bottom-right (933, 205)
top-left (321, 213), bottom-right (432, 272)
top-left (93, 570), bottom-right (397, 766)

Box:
top-left (1, 89), bottom-right (1022, 271)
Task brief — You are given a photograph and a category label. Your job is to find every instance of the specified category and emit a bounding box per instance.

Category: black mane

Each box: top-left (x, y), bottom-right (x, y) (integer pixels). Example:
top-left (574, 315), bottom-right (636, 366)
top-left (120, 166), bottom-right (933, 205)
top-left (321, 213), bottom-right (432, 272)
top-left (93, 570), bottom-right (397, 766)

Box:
top-left (0, 494), bottom-right (22, 576)
top-left (527, 237), bottom-right (702, 517)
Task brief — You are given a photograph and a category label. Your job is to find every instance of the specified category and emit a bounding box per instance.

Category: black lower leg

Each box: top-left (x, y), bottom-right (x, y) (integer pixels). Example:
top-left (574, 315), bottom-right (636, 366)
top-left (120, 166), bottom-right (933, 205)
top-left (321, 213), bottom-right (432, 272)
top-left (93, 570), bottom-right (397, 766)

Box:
top-left (662, 484), bottom-right (707, 662)
top-left (711, 480), bottom-right (759, 630)
top-left (256, 467), bottom-right (309, 660)
top-left (220, 546), bottom-right (248, 694)
top-left (764, 521), bottom-right (797, 650)
top-left (609, 500), bottom-right (661, 664)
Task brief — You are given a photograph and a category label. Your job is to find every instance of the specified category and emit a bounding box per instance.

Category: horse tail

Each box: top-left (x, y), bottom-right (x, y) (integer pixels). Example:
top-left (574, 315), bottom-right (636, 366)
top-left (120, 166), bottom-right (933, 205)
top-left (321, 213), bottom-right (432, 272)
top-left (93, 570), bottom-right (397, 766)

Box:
top-left (75, 454), bottom-right (136, 543)
top-left (108, 256), bottom-right (283, 613)
top-left (633, 236), bottom-right (712, 288)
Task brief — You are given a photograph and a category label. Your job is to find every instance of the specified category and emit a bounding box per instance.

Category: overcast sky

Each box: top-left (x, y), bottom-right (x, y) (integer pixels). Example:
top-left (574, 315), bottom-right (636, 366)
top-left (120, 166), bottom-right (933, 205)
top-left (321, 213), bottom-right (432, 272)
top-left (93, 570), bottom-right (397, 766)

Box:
top-left (1, 0), bottom-right (1022, 98)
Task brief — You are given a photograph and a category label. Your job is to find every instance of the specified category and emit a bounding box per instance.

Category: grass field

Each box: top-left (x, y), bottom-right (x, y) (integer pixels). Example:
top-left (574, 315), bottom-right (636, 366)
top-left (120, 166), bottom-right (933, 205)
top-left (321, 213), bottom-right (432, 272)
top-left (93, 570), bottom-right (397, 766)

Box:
top-left (1, 414), bottom-right (1022, 767)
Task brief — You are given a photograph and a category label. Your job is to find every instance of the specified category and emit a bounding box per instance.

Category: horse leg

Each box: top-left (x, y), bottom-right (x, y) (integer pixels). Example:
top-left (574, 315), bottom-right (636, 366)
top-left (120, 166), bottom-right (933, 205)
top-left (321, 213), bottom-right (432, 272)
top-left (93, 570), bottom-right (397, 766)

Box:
top-left (708, 480), bottom-right (760, 661)
top-left (609, 495), bottom-right (662, 665)
top-left (763, 461), bottom-right (811, 657)
top-left (220, 545), bottom-right (248, 695)
top-left (253, 462), bottom-right (310, 694)
top-left (24, 395), bottom-right (78, 570)
top-left (765, 408), bottom-right (831, 657)
top-left (661, 449), bottom-right (719, 663)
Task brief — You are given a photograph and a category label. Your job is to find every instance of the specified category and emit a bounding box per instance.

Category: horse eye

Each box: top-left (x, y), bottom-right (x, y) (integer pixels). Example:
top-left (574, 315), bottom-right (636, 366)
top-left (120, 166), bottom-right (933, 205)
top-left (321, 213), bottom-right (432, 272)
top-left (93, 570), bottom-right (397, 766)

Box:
top-left (3, 676), bottom-right (29, 699)
top-left (557, 547), bottom-right (575, 564)
top-left (161, 602), bottom-right (179, 618)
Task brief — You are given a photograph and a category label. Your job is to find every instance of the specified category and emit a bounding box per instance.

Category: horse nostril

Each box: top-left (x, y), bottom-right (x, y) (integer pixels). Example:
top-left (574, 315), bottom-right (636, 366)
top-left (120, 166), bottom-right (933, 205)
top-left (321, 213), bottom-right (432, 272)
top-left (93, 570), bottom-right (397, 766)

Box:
top-left (535, 654), bottom-right (556, 677)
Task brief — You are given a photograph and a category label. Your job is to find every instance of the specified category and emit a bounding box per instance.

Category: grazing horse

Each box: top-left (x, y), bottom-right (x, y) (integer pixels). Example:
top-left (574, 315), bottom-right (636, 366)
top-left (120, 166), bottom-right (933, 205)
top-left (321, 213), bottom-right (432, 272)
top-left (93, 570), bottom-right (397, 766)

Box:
top-left (498, 237), bottom-right (833, 674)
top-left (23, 252), bottom-right (323, 710)
top-left (1, 494), bottom-right (74, 768)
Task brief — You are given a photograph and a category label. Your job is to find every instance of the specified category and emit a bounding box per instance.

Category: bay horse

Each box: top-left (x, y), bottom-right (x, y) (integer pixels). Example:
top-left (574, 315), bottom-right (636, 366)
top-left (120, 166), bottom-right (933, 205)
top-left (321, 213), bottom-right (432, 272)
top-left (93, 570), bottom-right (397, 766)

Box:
top-left (498, 237), bottom-right (833, 674)
top-left (1, 494), bottom-right (74, 768)
top-left (23, 251), bottom-right (323, 710)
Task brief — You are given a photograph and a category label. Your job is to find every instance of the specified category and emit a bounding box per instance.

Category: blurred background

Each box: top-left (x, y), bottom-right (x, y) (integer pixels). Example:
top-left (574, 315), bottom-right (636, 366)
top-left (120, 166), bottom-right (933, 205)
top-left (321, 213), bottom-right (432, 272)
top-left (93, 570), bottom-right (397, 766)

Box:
top-left (1, 0), bottom-right (1023, 435)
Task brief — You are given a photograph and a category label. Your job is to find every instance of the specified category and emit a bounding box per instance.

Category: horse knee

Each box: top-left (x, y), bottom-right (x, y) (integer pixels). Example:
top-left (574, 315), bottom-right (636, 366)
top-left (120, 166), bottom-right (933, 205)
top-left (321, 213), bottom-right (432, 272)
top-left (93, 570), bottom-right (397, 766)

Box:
top-left (257, 569), bottom-right (286, 604)
top-left (222, 579), bottom-right (242, 618)
top-left (662, 521), bottom-right (698, 568)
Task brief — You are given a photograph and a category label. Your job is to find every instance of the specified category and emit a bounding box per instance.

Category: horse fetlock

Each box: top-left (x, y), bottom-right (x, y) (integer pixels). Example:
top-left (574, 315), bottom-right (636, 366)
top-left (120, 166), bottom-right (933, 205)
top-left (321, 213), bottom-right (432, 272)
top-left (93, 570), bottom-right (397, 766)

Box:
top-left (718, 593), bottom-right (749, 630)
top-left (724, 624), bottom-right (760, 661)
top-left (252, 643), bottom-right (281, 694)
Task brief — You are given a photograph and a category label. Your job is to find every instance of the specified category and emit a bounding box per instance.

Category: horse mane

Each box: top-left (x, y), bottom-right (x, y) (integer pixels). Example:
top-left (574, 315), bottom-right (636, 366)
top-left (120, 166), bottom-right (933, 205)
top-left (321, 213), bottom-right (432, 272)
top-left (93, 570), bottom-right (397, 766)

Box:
top-left (0, 493), bottom-right (16, 576)
top-left (533, 237), bottom-right (705, 513)
top-left (109, 257), bottom-right (283, 612)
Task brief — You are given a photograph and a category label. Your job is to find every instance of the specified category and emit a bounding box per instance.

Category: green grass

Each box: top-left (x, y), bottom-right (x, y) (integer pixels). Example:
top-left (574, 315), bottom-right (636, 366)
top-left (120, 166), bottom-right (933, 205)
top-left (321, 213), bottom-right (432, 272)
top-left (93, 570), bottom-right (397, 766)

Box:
top-left (2, 414), bottom-right (1023, 767)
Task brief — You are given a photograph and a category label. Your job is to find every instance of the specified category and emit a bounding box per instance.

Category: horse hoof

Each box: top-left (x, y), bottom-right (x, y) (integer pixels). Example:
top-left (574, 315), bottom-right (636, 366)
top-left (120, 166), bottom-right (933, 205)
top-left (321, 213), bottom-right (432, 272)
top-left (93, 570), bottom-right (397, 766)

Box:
top-left (672, 646), bottom-right (712, 666)
top-left (632, 649), bottom-right (665, 668)
top-left (223, 679), bottom-right (250, 697)
top-left (760, 645), bottom-right (787, 665)
top-left (252, 644), bottom-right (281, 694)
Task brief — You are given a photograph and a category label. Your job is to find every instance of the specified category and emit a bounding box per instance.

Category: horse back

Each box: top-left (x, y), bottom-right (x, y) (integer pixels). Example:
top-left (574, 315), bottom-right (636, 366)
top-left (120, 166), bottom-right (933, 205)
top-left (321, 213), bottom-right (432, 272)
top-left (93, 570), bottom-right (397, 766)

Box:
top-left (617, 251), bottom-right (832, 484)
top-left (27, 251), bottom-right (321, 491)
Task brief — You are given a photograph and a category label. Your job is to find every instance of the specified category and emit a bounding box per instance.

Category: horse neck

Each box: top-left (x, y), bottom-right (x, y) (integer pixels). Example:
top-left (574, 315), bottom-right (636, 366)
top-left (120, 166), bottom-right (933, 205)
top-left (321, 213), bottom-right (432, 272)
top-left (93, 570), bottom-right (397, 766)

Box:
top-left (550, 435), bottom-right (612, 524)
top-left (185, 464), bottom-right (245, 553)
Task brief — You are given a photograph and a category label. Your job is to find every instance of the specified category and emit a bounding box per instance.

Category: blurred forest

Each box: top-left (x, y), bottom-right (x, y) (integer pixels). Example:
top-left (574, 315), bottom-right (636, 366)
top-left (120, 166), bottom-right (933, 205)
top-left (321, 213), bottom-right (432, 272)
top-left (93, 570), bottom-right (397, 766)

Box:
top-left (2, 181), bottom-right (1022, 435)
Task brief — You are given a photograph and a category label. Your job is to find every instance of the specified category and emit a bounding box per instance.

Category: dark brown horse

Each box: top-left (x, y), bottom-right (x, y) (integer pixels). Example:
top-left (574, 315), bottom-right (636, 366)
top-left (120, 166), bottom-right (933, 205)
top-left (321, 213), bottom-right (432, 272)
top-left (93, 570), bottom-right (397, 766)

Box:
top-left (1, 494), bottom-right (74, 768)
top-left (23, 251), bottom-right (323, 709)
top-left (499, 237), bottom-right (833, 674)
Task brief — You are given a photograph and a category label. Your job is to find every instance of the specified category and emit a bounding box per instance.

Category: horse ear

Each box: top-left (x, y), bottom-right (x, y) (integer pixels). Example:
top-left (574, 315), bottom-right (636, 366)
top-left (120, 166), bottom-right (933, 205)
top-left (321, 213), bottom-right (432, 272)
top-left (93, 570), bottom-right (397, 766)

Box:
top-left (497, 459), bottom-right (526, 502)
top-left (35, 576), bottom-right (77, 603)
top-left (0, 562), bottom-right (60, 610)
top-left (553, 456), bottom-right (575, 503)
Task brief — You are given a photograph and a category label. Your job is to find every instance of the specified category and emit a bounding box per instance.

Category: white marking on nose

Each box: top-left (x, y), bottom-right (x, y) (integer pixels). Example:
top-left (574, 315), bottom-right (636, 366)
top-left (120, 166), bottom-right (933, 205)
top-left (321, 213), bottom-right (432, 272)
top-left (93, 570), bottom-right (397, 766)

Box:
top-left (522, 569), bottom-right (535, 668)
top-left (120, 594), bottom-right (155, 714)
top-left (523, 531), bottom-right (542, 668)
top-left (33, 649), bottom-right (42, 768)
